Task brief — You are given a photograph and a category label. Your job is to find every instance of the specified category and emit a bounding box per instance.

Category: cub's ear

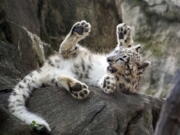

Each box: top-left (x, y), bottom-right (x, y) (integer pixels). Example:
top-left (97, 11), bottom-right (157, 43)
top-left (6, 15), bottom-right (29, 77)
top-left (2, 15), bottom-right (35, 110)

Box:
top-left (134, 44), bottom-right (142, 52)
top-left (131, 44), bottom-right (141, 52)
top-left (138, 60), bottom-right (151, 70)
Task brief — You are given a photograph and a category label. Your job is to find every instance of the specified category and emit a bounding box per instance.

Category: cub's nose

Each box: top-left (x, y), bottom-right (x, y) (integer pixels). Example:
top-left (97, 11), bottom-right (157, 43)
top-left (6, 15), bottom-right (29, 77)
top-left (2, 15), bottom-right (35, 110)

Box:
top-left (107, 57), bottom-right (113, 63)
top-left (119, 32), bottom-right (124, 39)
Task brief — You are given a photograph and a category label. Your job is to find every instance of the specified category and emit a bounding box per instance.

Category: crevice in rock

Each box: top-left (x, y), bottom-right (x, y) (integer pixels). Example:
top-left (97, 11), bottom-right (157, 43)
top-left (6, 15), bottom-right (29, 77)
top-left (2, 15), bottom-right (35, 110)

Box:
top-left (115, 115), bottom-right (121, 135)
top-left (37, 0), bottom-right (48, 35)
top-left (37, 0), bottom-right (44, 19)
top-left (124, 110), bottom-right (143, 135)
top-left (3, 20), bottom-right (46, 66)
top-left (152, 108), bottom-right (160, 129)
top-left (89, 104), bottom-right (106, 124)
top-left (79, 104), bottom-right (106, 135)
top-left (0, 10), bottom-right (12, 43)
top-left (0, 89), bottom-right (12, 93)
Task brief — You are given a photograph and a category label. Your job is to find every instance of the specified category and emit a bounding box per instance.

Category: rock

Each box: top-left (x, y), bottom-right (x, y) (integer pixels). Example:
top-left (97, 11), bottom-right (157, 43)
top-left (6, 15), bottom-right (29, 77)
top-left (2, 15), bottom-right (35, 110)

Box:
top-left (0, 41), bottom-right (23, 90)
top-left (0, 0), bottom-right (42, 72)
top-left (155, 72), bottom-right (180, 135)
top-left (0, 86), bottom-right (162, 135)
top-left (0, 0), bottom-right (122, 53)
top-left (122, 0), bottom-right (180, 97)
top-left (0, 38), bottom-right (47, 91)
top-left (33, 0), bottom-right (122, 52)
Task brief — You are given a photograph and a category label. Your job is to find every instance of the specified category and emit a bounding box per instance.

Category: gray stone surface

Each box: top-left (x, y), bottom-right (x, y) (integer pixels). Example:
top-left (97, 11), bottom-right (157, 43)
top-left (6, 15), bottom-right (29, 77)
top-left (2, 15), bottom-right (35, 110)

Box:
top-left (122, 0), bottom-right (180, 97)
top-left (0, 85), bottom-right (162, 135)
top-left (0, 0), bottom-right (122, 53)
top-left (0, 41), bottom-right (23, 90)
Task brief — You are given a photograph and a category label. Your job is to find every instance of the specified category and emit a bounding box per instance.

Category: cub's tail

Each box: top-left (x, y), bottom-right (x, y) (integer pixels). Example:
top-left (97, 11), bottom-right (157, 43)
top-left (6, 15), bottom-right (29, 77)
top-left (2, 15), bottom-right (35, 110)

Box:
top-left (8, 70), bottom-right (51, 131)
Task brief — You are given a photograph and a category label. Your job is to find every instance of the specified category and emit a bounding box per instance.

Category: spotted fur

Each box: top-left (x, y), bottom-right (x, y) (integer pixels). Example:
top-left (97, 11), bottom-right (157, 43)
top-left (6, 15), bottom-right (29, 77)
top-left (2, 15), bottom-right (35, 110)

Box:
top-left (100, 23), bottom-right (150, 94)
top-left (8, 21), bottom-right (149, 133)
top-left (8, 20), bottom-right (108, 132)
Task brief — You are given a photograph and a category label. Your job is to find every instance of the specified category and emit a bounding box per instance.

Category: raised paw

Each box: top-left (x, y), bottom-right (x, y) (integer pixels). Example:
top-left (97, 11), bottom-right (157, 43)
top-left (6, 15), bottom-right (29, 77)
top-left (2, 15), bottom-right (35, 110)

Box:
top-left (71, 20), bottom-right (91, 38)
top-left (100, 75), bottom-right (117, 94)
top-left (31, 121), bottom-right (51, 135)
top-left (116, 23), bottom-right (132, 46)
top-left (69, 82), bottom-right (90, 100)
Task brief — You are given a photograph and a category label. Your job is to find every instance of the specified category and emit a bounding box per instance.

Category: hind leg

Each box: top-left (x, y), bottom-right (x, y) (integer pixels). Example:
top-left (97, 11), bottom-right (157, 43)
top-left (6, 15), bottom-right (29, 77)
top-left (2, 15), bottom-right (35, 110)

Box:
top-left (51, 75), bottom-right (90, 99)
top-left (59, 20), bottom-right (91, 57)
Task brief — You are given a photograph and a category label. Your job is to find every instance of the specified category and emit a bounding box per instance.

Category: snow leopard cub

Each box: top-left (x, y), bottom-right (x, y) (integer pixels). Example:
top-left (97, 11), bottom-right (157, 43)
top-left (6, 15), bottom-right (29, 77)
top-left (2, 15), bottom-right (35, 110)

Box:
top-left (8, 20), bottom-right (107, 133)
top-left (8, 20), bottom-right (148, 134)
top-left (100, 23), bottom-right (150, 94)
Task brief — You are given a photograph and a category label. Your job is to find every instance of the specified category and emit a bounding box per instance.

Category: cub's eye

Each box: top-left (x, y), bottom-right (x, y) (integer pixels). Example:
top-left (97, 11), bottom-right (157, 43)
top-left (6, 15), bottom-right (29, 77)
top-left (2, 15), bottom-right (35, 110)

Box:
top-left (119, 27), bottom-right (123, 32)
top-left (127, 28), bottom-right (131, 32)
top-left (123, 55), bottom-right (127, 58)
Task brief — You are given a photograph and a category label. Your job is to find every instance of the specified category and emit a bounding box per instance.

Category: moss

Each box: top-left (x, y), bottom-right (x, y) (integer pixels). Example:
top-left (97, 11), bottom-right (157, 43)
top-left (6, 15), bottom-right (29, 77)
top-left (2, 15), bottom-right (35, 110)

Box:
top-left (137, 37), bottom-right (166, 57)
top-left (143, 109), bottom-right (152, 128)
top-left (145, 89), bottom-right (158, 96)
top-left (146, 44), bottom-right (164, 57)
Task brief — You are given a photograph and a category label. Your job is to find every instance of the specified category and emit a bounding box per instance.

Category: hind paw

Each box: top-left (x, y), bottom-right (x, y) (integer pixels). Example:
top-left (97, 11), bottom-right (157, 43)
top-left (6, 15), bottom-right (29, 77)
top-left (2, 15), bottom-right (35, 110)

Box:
top-left (69, 82), bottom-right (90, 99)
top-left (56, 76), bottom-right (91, 99)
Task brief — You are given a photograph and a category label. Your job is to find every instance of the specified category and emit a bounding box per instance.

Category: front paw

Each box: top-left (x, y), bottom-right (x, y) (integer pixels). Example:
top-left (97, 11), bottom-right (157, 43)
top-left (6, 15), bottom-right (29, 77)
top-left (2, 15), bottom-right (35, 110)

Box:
top-left (71, 20), bottom-right (91, 37)
top-left (69, 82), bottom-right (90, 100)
top-left (116, 23), bottom-right (128, 40)
top-left (100, 75), bottom-right (116, 94)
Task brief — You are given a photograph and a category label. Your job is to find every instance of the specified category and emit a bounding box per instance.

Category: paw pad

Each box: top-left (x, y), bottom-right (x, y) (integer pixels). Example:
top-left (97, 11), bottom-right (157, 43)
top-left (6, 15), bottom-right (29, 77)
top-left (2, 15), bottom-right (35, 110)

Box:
top-left (72, 20), bottom-right (91, 36)
top-left (116, 23), bottom-right (132, 44)
top-left (70, 82), bottom-right (90, 99)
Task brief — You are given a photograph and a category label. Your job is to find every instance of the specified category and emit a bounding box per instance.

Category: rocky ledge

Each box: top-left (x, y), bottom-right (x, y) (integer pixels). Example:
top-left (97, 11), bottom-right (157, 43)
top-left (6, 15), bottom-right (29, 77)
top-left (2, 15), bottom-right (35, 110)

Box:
top-left (0, 40), bottom-right (162, 135)
top-left (0, 85), bottom-right (162, 135)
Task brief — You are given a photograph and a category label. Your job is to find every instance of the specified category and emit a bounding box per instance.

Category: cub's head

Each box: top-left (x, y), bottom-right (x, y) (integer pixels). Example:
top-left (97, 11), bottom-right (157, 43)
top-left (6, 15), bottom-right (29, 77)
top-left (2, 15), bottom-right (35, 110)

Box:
top-left (107, 45), bottom-right (150, 75)
top-left (116, 23), bottom-right (134, 46)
